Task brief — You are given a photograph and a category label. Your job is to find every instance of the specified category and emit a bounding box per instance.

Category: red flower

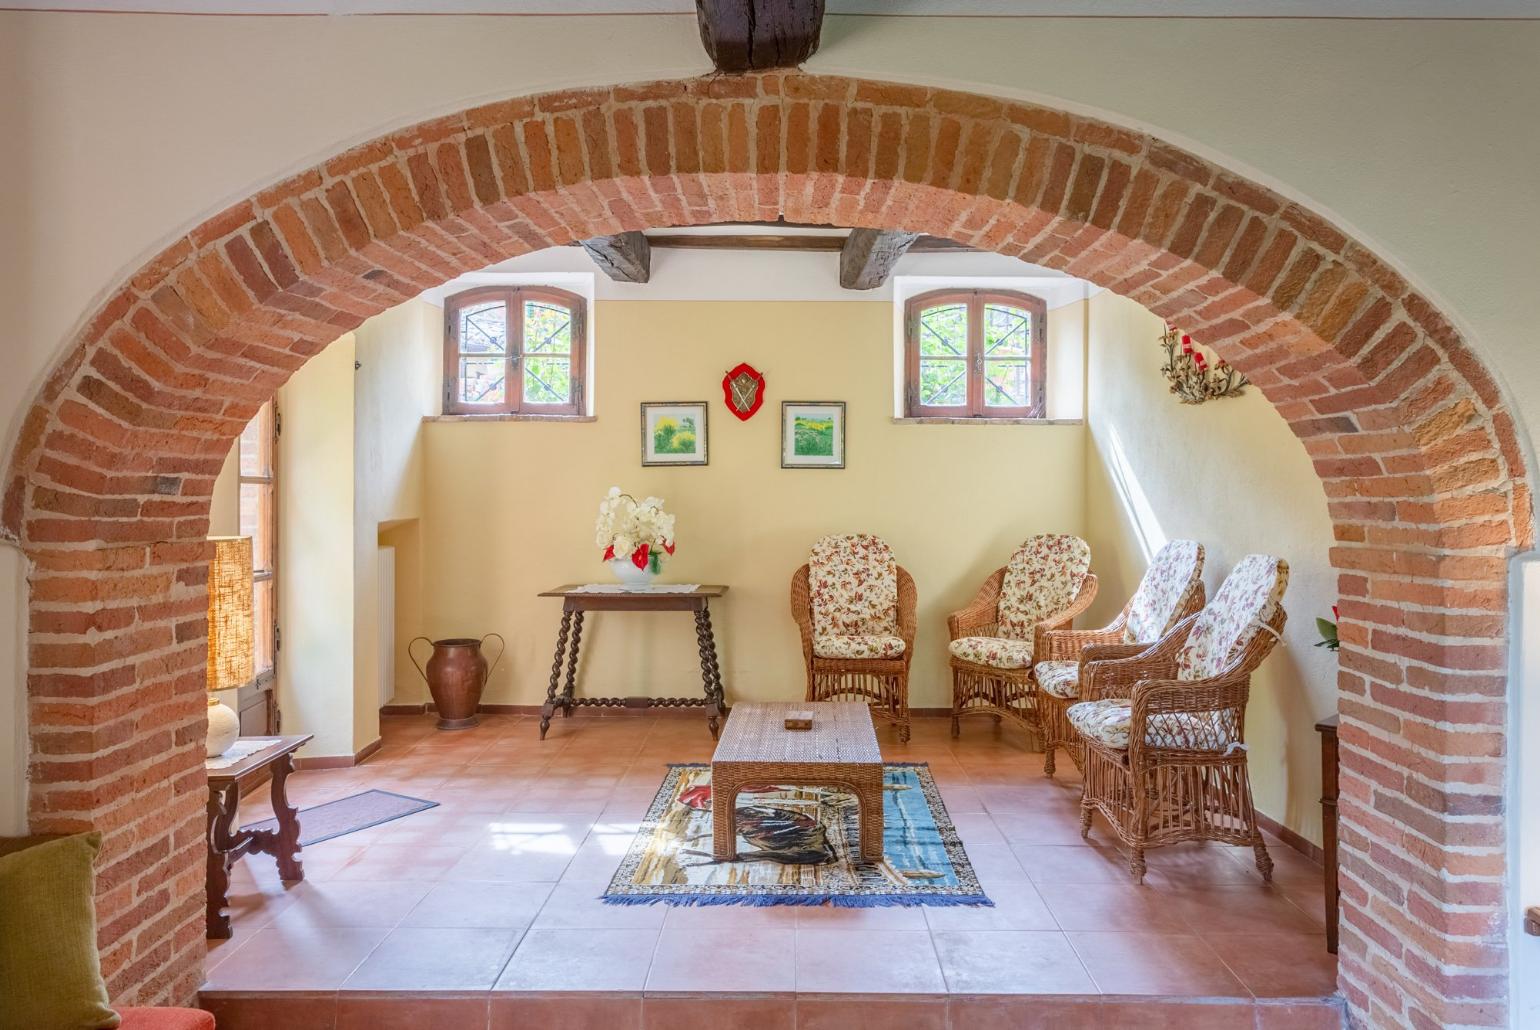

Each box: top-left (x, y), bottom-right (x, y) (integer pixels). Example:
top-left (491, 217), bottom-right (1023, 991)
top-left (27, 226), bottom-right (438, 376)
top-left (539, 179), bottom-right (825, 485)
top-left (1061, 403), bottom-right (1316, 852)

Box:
top-left (663, 540), bottom-right (676, 556)
top-left (602, 545), bottom-right (615, 562)
top-left (1332, 605), bottom-right (1340, 621)
top-left (1194, 352), bottom-right (1207, 369)
top-left (632, 543), bottom-right (650, 569)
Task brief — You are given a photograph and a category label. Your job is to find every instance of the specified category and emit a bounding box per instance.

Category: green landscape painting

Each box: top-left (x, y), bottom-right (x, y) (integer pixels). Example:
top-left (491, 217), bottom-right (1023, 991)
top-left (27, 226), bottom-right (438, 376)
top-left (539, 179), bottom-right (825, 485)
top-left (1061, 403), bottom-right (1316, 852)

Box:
top-left (793, 415), bottom-right (835, 457)
top-left (652, 415), bottom-right (698, 455)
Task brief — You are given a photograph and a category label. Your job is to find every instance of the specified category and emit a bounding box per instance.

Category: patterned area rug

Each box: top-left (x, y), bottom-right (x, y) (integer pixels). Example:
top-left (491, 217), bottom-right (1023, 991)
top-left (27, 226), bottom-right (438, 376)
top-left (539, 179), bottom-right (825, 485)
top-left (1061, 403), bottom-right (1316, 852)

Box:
top-left (241, 789), bottom-right (437, 846)
top-left (603, 763), bottom-right (990, 908)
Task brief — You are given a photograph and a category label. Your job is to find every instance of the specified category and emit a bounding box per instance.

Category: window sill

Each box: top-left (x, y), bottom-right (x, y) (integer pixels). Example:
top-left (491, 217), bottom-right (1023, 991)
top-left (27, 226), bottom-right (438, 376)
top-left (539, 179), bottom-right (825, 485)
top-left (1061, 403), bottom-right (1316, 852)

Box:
top-left (425, 414), bottom-right (596, 424)
top-left (891, 416), bottom-right (1084, 426)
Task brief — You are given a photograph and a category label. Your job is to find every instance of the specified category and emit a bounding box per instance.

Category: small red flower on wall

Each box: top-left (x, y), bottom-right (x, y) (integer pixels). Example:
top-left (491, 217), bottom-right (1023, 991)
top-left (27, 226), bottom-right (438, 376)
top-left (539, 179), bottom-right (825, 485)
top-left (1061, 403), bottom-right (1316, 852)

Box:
top-left (722, 362), bottom-right (766, 421)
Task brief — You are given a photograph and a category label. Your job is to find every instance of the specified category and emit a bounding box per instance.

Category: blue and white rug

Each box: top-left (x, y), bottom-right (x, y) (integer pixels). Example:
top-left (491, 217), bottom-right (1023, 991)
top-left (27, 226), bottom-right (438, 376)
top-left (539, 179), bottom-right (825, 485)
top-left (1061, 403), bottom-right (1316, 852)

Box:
top-left (602, 763), bottom-right (991, 908)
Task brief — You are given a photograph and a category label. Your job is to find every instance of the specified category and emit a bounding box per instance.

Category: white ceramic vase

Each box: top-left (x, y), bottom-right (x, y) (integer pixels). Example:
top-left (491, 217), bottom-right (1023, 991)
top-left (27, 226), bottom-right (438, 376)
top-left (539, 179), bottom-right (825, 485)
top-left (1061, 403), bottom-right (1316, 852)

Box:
top-left (206, 697), bottom-right (241, 757)
top-left (608, 557), bottom-right (660, 589)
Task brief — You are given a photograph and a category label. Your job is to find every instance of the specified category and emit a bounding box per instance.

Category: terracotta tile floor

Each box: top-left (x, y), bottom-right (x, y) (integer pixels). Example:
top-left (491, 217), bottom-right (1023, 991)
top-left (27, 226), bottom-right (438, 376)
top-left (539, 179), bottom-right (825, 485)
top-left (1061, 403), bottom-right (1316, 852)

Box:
top-left (202, 712), bottom-right (1340, 1027)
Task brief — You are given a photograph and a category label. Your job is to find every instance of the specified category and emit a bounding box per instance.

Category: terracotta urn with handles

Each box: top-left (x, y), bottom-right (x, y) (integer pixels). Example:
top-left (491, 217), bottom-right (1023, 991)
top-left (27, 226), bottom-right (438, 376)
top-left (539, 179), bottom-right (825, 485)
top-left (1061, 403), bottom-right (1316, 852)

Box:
top-left (408, 634), bottom-right (505, 730)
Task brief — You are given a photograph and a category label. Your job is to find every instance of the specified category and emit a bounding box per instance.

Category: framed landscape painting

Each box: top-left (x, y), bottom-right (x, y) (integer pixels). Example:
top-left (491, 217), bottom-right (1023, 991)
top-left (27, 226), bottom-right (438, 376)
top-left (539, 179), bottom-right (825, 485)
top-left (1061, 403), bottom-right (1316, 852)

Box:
top-left (641, 402), bottom-right (709, 466)
top-left (781, 401), bottom-right (846, 469)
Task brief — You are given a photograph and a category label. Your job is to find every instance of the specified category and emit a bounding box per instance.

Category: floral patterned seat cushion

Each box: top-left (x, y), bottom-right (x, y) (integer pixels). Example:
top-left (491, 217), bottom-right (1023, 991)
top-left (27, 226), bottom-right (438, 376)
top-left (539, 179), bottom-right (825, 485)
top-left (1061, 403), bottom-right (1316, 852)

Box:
top-left (1033, 659), bottom-right (1082, 699)
top-left (814, 634), bottom-right (907, 660)
top-left (997, 534), bottom-right (1092, 640)
top-left (1123, 540), bottom-right (1205, 644)
top-left (808, 534), bottom-right (900, 640)
top-left (1066, 698), bottom-right (1237, 752)
top-left (1175, 554), bottom-right (1290, 681)
top-left (949, 635), bottom-right (1035, 670)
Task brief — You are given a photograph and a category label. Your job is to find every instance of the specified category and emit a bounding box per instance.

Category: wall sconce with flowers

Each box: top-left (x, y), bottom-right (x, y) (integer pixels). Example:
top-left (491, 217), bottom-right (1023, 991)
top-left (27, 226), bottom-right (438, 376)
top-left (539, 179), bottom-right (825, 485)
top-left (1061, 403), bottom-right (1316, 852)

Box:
top-left (1159, 324), bottom-right (1249, 404)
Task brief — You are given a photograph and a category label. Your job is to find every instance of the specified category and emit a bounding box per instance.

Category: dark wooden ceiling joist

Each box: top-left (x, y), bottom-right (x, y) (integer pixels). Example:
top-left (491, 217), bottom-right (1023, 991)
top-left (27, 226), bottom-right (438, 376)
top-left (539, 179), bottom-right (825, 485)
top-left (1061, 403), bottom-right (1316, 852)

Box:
top-left (580, 231), bottom-right (651, 283)
top-left (839, 228), bottom-right (922, 290)
top-left (696, 0), bottom-right (825, 73)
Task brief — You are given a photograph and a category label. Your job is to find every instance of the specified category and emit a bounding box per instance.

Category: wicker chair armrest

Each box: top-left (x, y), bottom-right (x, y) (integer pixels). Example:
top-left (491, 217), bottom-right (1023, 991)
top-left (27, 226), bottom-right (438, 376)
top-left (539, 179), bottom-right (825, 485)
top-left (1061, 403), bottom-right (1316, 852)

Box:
top-left (1081, 655), bottom-right (1173, 701)
top-left (896, 566), bottom-right (919, 662)
top-left (1078, 641), bottom-right (1149, 667)
top-left (948, 568), bottom-right (1005, 640)
top-left (1033, 574), bottom-right (1100, 660)
top-left (1126, 675), bottom-right (1252, 765)
top-left (789, 564), bottom-right (815, 663)
top-left (1038, 606), bottom-right (1127, 663)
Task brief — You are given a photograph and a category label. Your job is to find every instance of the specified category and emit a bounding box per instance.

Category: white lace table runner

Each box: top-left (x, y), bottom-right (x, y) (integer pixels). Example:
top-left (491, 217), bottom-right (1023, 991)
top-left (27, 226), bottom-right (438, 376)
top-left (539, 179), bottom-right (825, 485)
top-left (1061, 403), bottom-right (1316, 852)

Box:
top-left (570, 583), bottom-right (702, 594)
top-left (205, 738), bottom-right (278, 771)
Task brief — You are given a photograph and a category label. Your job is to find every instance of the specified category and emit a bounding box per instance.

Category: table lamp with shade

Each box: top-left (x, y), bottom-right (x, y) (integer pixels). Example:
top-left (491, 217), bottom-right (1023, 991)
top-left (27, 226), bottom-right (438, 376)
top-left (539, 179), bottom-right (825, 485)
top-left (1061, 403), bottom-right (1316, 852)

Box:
top-left (206, 537), bottom-right (254, 758)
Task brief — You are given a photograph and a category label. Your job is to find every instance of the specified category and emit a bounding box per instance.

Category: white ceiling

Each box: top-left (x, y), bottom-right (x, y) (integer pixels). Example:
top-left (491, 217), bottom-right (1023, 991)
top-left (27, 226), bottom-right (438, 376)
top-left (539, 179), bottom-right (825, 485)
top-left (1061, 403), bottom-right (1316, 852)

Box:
top-left (4, 1), bottom-right (1536, 17)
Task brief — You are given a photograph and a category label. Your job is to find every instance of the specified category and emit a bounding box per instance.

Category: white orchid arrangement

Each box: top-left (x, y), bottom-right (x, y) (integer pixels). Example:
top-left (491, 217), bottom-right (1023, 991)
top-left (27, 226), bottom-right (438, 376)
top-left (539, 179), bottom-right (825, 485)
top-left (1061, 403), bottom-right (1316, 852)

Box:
top-left (595, 487), bottom-right (676, 572)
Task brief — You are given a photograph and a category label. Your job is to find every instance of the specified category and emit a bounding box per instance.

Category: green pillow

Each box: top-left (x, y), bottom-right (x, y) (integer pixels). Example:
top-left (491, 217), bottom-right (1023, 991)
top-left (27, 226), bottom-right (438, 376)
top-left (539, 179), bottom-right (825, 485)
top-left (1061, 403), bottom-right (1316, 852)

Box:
top-left (0, 832), bottom-right (121, 1030)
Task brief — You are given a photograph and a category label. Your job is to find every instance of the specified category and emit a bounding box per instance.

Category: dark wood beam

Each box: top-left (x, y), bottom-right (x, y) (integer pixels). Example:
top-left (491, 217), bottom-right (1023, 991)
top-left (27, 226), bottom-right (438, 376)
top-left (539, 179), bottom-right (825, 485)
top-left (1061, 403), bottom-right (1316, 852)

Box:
top-left (696, 0), bottom-right (824, 73)
top-left (580, 231), bottom-right (651, 283)
top-left (839, 228), bottom-right (921, 290)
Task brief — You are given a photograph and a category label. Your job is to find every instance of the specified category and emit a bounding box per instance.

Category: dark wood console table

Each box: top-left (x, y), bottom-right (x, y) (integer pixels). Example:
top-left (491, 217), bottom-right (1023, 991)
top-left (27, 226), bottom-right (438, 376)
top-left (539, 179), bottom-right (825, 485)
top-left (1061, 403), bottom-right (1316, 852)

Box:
top-left (204, 733), bottom-right (311, 939)
top-left (538, 584), bottom-right (727, 739)
top-left (1316, 714), bottom-right (1340, 954)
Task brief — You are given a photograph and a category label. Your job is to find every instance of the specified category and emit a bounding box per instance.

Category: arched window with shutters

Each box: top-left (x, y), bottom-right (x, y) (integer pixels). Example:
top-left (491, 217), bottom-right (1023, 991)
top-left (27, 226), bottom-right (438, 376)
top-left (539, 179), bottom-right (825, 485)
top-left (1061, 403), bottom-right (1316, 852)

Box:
top-left (904, 289), bottom-right (1047, 419)
top-left (443, 285), bottom-right (587, 416)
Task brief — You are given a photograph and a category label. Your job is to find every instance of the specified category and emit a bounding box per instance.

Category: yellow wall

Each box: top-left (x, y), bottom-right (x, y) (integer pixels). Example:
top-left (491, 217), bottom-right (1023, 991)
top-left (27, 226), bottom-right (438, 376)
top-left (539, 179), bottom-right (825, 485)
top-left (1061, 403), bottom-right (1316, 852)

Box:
top-left (419, 300), bottom-right (1085, 711)
top-left (352, 299), bottom-right (440, 733)
top-left (277, 334), bottom-right (357, 758)
top-left (1083, 292), bottom-right (1338, 846)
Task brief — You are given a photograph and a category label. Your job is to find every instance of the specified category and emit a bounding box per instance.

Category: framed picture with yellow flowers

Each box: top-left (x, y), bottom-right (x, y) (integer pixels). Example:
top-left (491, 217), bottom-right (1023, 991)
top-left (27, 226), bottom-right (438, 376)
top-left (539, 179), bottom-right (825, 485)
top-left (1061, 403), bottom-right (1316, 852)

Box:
top-left (641, 402), bottom-right (709, 466)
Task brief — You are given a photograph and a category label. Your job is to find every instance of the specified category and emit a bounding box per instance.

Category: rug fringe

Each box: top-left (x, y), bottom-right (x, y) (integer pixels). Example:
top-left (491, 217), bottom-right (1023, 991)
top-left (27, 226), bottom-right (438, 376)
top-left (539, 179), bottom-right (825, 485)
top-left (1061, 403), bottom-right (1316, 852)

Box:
top-left (599, 893), bottom-right (993, 908)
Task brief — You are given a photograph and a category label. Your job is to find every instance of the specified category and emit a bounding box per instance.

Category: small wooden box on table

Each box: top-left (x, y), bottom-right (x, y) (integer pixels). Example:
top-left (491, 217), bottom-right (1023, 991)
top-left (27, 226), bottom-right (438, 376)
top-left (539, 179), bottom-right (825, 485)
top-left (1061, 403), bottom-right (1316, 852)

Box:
top-left (711, 701), bottom-right (884, 863)
top-left (204, 733), bottom-right (312, 939)
top-left (537, 584), bottom-right (727, 738)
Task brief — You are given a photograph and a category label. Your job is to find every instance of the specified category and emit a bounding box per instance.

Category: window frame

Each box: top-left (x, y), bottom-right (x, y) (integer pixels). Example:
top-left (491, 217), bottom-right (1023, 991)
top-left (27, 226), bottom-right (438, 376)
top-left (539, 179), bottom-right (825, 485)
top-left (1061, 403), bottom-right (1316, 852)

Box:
top-left (442, 285), bottom-right (588, 417)
top-left (237, 399), bottom-right (279, 733)
top-left (903, 288), bottom-right (1047, 419)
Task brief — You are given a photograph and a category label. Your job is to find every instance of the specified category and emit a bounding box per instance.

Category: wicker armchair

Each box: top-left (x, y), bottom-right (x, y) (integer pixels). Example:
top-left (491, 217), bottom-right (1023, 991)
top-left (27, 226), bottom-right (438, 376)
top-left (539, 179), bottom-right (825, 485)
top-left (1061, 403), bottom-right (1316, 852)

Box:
top-left (1033, 540), bottom-right (1206, 777)
top-left (791, 534), bottom-right (918, 742)
top-left (947, 534), bottom-right (1097, 745)
top-left (1071, 554), bottom-right (1289, 883)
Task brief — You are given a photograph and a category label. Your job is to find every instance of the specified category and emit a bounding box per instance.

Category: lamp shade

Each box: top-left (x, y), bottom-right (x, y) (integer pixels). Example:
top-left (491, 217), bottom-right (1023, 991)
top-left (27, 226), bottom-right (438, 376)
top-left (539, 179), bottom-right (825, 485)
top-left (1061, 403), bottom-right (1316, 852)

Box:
top-left (207, 537), bottom-right (254, 695)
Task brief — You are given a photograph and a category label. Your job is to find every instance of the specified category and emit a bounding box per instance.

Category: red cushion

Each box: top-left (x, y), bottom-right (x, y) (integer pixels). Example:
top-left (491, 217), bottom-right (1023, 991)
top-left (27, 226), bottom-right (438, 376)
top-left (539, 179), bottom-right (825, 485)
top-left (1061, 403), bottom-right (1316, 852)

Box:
top-left (117, 1008), bottom-right (216, 1030)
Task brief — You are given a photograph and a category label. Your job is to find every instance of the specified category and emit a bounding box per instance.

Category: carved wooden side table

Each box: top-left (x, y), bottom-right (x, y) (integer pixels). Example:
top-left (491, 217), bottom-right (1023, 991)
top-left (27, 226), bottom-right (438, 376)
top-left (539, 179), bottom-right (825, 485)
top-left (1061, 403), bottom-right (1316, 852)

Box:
top-left (537, 585), bottom-right (727, 738)
top-left (204, 733), bottom-right (312, 939)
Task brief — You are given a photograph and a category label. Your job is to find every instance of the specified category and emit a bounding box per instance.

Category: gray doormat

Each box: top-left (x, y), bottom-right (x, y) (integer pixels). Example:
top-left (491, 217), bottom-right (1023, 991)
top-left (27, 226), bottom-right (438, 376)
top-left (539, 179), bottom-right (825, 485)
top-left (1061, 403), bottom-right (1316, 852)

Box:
top-left (241, 789), bottom-right (438, 846)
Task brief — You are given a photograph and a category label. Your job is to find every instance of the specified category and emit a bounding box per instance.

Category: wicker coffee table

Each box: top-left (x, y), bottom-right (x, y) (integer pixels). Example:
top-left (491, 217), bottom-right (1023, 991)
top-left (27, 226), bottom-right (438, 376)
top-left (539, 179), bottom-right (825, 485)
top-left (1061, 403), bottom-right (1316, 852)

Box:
top-left (711, 701), bottom-right (884, 863)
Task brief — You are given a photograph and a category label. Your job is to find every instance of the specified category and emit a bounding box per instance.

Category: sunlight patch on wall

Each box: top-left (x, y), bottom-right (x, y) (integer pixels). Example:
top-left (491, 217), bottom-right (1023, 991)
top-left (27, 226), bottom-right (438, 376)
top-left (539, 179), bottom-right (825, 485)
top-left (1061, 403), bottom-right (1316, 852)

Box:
top-left (1101, 422), bottom-right (1167, 565)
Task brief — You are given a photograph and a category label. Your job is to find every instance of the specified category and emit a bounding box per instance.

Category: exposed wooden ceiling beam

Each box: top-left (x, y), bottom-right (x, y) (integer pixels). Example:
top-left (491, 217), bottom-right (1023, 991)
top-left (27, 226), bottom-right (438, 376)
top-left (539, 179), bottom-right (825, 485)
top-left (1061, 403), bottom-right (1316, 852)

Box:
top-left (839, 228), bottom-right (922, 290)
top-left (580, 231), bottom-right (651, 283)
top-left (696, 0), bottom-right (825, 73)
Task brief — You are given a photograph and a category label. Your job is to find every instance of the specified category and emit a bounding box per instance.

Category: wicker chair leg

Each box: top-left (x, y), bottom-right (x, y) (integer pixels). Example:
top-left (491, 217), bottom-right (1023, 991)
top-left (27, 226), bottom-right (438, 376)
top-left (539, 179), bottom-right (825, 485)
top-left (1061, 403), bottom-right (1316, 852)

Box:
top-left (1129, 846), bottom-right (1147, 885)
top-left (1043, 744), bottom-right (1056, 777)
top-left (1253, 835), bottom-right (1274, 882)
top-left (1080, 802), bottom-right (1093, 840)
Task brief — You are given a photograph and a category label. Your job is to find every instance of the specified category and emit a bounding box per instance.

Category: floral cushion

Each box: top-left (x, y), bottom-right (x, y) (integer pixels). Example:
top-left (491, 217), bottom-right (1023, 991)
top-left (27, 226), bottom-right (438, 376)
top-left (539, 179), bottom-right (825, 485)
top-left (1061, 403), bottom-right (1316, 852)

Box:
top-left (997, 535), bottom-right (1092, 640)
top-left (808, 534), bottom-right (899, 638)
top-left (1033, 659), bottom-right (1082, 699)
top-left (949, 635), bottom-right (1034, 670)
top-left (1175, 554), bottom-right (1289, 681)
top-left (1124, 540), bottom-right (1205, 644)
top-left (1066, 698), bottom-right (1237, 752)
top-left (814, 634), bottom-right (907, 660)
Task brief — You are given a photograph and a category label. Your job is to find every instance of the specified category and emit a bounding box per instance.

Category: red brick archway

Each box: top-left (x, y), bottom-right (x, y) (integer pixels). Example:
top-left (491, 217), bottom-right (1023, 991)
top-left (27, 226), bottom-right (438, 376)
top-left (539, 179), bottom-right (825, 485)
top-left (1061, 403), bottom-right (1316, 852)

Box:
top-left (4, 73), bottom-right (1524, 1027)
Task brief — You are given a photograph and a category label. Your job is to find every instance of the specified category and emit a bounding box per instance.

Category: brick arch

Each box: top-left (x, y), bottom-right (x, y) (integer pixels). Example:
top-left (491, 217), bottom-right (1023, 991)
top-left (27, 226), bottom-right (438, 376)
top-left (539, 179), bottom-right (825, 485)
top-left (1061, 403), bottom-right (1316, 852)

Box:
top-left (4, 72), bottom-right (1524, 1026)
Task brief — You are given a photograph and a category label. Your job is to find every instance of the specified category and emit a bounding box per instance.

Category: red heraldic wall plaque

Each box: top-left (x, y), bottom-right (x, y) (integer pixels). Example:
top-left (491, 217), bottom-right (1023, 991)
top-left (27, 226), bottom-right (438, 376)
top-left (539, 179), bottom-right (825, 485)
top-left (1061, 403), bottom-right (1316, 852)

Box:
top-left (723, 363), bottom-right (767, 421)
